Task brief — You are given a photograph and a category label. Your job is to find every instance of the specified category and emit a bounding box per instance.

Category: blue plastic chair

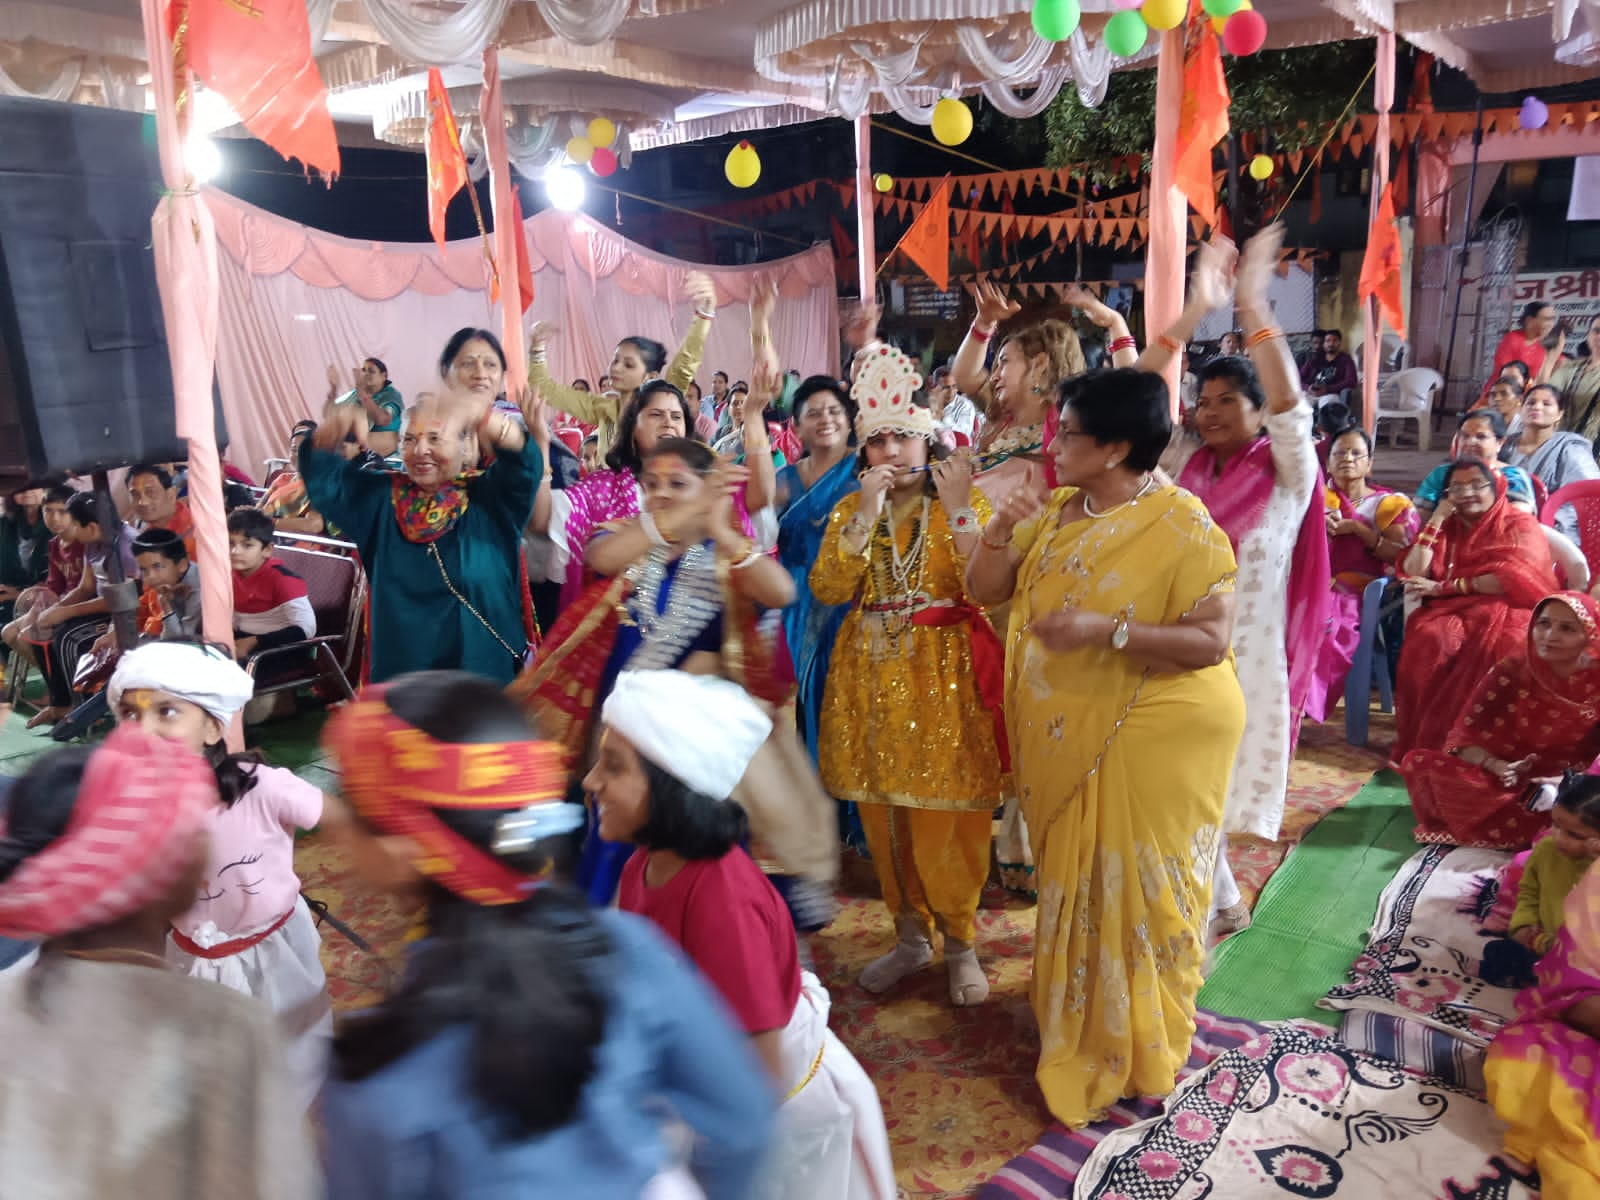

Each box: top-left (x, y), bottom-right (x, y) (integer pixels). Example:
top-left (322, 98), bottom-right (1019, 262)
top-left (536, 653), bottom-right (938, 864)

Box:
top-left (1344, 577), bottom-right (1395, 746)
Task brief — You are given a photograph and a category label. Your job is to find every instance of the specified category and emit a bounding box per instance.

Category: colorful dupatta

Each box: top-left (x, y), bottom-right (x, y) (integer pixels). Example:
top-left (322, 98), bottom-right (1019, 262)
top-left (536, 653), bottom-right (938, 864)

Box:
top-left (390, 477), bottom-right (469, 543)
top-left (1179, 431), bottom-right (1331, 724)
top-left (1393, 475), bottom-right (1560, 760)
top-left (1400, 592), bottom-right (1600, 848)
top-left (1484, 859), bottom-right (1600, 1196)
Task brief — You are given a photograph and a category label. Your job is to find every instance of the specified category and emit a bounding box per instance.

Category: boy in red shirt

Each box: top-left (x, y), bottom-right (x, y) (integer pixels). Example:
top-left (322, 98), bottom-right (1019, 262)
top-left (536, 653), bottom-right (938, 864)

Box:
top-left (228, 508), bottom-right (315, 664)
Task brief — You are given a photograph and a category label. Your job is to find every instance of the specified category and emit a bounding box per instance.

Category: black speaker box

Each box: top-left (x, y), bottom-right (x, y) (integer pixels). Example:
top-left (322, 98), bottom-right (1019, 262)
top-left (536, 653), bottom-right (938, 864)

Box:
top-left (0, 97), bottom-right (226, 490)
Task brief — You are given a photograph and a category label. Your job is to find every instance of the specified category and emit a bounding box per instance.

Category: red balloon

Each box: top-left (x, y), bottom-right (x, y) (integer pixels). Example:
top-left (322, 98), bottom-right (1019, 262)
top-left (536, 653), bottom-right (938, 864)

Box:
top-left (590, 146), bottom-right (618, 177)
top-left (1222, 7), bottom-right (1267, 54)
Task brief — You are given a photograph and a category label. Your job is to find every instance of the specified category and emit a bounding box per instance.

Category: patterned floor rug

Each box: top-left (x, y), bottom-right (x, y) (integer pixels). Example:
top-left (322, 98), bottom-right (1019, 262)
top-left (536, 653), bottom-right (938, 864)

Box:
top-left (1320, 845), bottom-right (1521, 1049)
top-left (1071, 1025), bottom-right (1537, 1200)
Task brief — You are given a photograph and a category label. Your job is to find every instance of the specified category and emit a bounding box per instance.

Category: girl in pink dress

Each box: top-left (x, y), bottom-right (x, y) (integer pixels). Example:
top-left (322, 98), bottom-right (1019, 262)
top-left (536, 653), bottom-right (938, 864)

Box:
top-left (106, 641), bottom-right (331, 1109)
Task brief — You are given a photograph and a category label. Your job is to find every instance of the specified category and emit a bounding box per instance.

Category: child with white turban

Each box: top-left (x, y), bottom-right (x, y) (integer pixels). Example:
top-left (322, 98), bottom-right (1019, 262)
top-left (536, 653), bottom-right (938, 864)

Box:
top-left (107, 642), bottom-right (331, 1109)
top-left (587, 669), bottom-right (896, 1200)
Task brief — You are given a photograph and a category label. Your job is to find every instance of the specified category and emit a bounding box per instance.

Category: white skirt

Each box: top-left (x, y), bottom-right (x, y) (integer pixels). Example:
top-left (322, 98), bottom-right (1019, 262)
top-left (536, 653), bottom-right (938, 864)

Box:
top-left (167, 896), bottom-right (332, 1111)
top-left (758, 971), bottom-right (897, 1200)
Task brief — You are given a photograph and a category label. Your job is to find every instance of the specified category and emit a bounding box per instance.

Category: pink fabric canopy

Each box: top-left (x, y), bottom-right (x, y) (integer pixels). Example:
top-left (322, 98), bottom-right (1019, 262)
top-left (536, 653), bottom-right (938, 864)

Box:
top-left (209, 187), bottom-right (841, 476)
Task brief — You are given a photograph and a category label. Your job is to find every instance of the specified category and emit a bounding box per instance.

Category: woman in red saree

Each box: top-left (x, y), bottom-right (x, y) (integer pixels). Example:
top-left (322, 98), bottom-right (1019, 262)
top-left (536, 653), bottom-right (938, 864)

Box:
top-left (1395, 460), bottom-right (1555, 761)
top-left (1394, 460), bottom-right (1559, 765)
top-left (1400, 591), bottom-right (1600, 848)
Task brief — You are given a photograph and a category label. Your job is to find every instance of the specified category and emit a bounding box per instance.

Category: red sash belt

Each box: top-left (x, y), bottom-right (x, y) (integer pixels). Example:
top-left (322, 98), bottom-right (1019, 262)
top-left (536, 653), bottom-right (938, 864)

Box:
top-left (905, 602), bottom-right (1011, 773)
top-left (170, 906), bottom-right (294, 960)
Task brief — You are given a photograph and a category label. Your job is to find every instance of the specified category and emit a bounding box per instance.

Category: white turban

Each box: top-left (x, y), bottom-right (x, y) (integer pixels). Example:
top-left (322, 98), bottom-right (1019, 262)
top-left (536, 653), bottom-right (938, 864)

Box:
top-left (601, 671), bottom-right (771, 801)
top-left (108, 642), bottom-right (256, 725)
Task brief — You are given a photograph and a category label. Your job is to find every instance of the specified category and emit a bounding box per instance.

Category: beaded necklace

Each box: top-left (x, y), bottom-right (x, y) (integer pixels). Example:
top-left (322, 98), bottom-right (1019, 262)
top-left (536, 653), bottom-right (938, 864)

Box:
top-left (622, 543), bottom-right (723, 670)
top-left (865, 494), bottom-right (930, 660)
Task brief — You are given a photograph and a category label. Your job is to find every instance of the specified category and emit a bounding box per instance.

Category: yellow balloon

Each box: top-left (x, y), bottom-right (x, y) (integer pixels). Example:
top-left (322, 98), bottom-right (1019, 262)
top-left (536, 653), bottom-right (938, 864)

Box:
top-left (1142, 0), bottom-right (1186, 30)
top-left (587, 117), bottom-right (616, 148)
top-left (1212, 0), bottom-right (1249, 32)
top-left (725, 141), bottom-right (761, 188)
top-left (1248, 153), bottom-right (1274, 181)
top-left (931, 97), bottom-right (973, 147)
top-left (874, 173), bottom-right (894, 192)
top-left (566, 136), bottom-right (594, 165)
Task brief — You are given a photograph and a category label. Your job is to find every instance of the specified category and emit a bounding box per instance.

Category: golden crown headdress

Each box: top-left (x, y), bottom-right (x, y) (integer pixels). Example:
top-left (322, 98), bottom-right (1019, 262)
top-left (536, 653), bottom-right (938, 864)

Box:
top-left (852, 342), bottom-right (934, 442)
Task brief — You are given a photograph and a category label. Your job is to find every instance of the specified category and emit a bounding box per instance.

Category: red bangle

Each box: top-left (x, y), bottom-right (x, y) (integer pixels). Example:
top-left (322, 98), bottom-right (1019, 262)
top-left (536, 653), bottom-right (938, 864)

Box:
top-left (1109, 335), bottom-right (1137, 354)
top-left (1247, 326), bottom-right (1284, 349)
top-left (1157, 333), bottom-right (1182, 354)
top-left (969, 323), bottom-right (995, 344)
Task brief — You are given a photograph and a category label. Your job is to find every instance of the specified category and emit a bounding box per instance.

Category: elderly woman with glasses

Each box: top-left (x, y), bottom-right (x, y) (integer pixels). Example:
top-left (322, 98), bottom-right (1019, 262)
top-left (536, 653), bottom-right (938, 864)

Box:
top-left (1391, 458), bottom-right (1559, 763)
top-left (1320, 425), bottom-right (1419, 701)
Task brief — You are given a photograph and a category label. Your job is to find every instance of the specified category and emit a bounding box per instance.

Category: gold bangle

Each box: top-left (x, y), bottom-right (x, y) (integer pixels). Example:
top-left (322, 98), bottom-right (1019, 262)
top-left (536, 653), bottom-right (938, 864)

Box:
top-left (980, 526), bottom-right (1012, 550)
top-left (1247, 326), bottom-right (1284, 349)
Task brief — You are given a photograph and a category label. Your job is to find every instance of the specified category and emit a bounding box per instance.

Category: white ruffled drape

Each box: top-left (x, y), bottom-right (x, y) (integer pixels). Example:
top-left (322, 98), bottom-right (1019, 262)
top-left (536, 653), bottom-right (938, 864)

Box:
top-left (535, 0), bottom-right (633, 45)
top-left (0, 56), bottom-right (83, 101)
top-left (358, 0), bottom-right (511, 65)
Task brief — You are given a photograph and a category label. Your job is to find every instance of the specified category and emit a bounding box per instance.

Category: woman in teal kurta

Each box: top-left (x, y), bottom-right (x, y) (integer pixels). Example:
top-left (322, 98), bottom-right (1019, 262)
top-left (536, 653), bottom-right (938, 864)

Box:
top-left (301, 393), bottom-right (544, 685)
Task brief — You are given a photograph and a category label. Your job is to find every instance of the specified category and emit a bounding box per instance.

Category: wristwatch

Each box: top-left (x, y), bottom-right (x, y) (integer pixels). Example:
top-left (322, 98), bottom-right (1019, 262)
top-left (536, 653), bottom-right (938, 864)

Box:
top-left (1109, 609), bottom-right (1131, 651)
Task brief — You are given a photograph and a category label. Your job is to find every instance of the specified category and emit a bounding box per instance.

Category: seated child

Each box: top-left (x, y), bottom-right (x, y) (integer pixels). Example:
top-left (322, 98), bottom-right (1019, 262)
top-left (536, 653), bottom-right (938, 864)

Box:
top-left (1483, 775), bottom-right (1600, 988)
top-left (107, 641), bottom-right (332, 1109)
top-left (228, 508), bottom-right (315, 665)
top-left (27, 491), bottom-right (136, 728)
top-left (2, 484), bottom-right (82, 672)
top-left (132, 527), bottom-right (202, 642)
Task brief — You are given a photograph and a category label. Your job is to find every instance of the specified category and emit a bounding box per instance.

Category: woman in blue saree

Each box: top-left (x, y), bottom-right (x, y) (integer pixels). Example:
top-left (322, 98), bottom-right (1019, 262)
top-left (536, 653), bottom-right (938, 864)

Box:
top-left (775, 377), bottom-right (862, 846)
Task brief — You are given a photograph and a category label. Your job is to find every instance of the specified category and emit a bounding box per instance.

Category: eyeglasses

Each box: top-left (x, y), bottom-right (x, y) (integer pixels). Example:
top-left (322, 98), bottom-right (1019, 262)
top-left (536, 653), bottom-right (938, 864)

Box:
top-left (1329, 448), bottom-right (1369, 460)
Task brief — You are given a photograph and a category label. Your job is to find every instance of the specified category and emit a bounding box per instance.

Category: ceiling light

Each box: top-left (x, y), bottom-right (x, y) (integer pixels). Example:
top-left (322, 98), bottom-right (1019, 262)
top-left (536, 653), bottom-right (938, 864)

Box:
top-left (544, 165), bottom-right (586, 212)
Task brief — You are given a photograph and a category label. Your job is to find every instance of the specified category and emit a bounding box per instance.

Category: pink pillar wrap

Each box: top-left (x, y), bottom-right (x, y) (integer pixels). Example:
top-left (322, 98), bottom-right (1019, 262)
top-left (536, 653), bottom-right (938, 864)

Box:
top-left (480, 48), bottom-right (528, 398)
top-left (854, 114), bottom-right (877, 303)
top-left (1147, 27), bottom-right (1188, 415)
top-left (142, 0), bottom-right (240, 748)
top-left (1362, 30), bottom-right (1395, 435)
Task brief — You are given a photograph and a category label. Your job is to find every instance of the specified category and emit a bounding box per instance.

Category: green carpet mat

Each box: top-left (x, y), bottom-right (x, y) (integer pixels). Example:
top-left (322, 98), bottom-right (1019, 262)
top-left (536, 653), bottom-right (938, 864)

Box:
top-left (1196, 771), bottom-right (1417, 1024)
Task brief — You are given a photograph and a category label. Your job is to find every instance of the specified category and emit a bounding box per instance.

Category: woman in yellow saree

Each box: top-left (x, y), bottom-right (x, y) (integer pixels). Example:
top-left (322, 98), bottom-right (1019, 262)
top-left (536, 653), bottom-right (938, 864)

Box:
top-left (968, 367), bottom-right (1247, 1128)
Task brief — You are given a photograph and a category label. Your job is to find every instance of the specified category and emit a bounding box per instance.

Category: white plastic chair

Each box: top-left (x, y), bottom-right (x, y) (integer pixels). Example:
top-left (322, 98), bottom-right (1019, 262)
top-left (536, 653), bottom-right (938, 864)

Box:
top-left (1374, 367), bottom-right (1442, 452)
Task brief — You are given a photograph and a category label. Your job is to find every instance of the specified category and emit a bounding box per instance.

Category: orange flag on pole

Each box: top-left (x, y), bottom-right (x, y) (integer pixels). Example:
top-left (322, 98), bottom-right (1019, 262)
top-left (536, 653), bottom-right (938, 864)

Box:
top-left (511, 184), bottom-right (534, 313)
top-left (184, 0), bottom-right (339, 176)
top-left (1174, 31), bottom-right (1230, 226)
top-left (1359, 181), bottom-right (1406, 338)
top-left (425, 68), bottom-right (469, 252)
top-left (894, 177), bottom-right (951, 290)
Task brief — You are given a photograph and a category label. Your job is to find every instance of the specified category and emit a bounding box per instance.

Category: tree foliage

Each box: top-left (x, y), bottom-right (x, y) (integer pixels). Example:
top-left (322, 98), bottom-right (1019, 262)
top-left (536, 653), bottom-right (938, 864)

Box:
top-left (1043, 40), bottom-right (1375, 184)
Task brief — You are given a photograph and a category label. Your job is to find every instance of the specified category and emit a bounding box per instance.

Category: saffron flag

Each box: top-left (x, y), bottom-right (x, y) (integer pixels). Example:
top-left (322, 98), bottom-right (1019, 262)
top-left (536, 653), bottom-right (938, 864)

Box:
top-left (1174, 31), bottom-right (1230, 226)
top-left (425, 68), bottom-right (469, 252)
top-left (511, 185), bottom-right (534, 313)
top-left (1359, 181), bottom-right (1406, 338)
top-left (896, 177), bottom-right (951, 291)
top-left (183, 0), bottom-right (339, 177)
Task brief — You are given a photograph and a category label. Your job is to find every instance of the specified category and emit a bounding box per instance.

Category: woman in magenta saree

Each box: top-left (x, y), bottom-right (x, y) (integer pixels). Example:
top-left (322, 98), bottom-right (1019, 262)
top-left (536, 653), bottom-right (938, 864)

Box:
top-left (1393, 462), bottom-right (1559, 763)
top-left (1399, 591), bottom-right (1600, 849)
top-left (1484, 858), bottom-right (1600, 1197)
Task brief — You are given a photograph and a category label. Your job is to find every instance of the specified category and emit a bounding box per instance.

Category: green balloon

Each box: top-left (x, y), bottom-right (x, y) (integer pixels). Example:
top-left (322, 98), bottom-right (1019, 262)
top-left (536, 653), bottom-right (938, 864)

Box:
top-left (1031, 0), bottom-right (1081, 41)
top-left (1104, 9), bottom-right (1149, 58)
top-left (1202, 0), bottom-right (1244, 16)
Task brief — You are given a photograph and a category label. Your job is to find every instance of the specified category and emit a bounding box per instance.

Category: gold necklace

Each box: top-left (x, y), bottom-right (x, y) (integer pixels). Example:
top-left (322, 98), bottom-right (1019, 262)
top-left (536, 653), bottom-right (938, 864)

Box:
top-left (1082, 475), bottom-right (1156, 520)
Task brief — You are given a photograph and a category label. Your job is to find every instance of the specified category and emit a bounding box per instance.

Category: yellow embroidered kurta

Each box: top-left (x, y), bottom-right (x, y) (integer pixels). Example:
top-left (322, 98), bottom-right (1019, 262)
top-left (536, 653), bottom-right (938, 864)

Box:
top-left (1006, 486), bottom-right (1245, 1128)
top-left (530, 314), bottom-right (711, 457)
top-left (812, 487), bottom-right (1002, 812)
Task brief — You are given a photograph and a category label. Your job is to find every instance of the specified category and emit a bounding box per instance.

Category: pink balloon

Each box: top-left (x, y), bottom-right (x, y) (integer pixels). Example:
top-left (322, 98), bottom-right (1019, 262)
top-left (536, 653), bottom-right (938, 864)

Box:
top-left (1222, 7), bottom-right (1267, 54)
top-left (590, 146), bottom-right (618, 177)
top-left (1112, 0), bottom-right (1144, 10)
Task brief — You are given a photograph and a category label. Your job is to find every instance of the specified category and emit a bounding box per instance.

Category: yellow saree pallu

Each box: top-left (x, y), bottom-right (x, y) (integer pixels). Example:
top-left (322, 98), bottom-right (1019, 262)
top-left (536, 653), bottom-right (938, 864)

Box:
top-left (1006, 487), bottom-right (1246, 1128)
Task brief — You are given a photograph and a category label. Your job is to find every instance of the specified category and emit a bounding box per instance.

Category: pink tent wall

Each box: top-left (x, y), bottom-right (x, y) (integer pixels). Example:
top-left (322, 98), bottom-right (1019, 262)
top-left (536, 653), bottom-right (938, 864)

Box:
top-left (209, 188), bottom-right (841, 476)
